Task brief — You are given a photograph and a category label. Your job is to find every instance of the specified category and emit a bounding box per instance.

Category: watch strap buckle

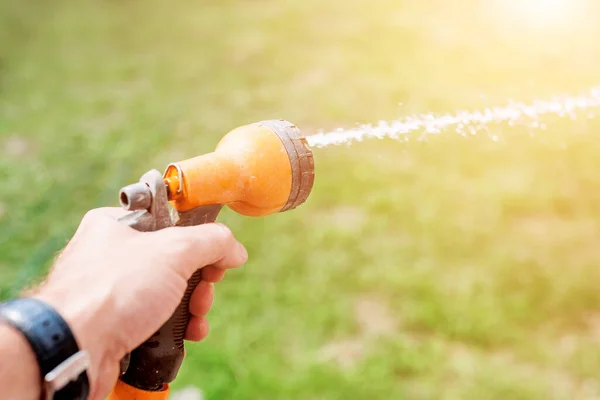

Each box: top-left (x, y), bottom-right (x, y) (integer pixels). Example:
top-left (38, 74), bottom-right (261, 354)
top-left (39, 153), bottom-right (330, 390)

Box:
top-left (43, 350), bottom-right (91, 400)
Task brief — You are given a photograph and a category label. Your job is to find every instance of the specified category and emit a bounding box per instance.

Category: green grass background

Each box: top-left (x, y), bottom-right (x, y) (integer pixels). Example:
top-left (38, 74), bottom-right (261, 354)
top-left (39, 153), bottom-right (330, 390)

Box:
top-left (2, 0), bottom-right (600, 398)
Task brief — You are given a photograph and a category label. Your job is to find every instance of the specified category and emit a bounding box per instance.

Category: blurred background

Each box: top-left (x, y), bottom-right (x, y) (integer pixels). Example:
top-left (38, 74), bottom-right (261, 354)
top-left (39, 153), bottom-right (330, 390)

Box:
top-left (2, 0), bottom-right (600, 398)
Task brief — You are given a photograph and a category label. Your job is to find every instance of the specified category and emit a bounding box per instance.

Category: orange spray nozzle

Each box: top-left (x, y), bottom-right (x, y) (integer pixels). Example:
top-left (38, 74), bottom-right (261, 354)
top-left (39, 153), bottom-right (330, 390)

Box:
top-left (112, 120), bottom-right (315, 398)
top-left (163, 120), bottom-right (315, 216)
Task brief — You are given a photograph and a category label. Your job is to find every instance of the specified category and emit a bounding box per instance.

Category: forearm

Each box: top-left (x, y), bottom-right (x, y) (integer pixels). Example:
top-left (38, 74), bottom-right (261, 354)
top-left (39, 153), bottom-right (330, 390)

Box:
top-left (0, 324), bottom-right (41, 400)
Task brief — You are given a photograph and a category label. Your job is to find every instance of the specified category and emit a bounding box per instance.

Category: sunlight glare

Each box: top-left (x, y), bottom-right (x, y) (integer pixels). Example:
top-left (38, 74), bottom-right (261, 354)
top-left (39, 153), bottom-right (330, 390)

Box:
top-left (487, 0), bottom-right (581, 29)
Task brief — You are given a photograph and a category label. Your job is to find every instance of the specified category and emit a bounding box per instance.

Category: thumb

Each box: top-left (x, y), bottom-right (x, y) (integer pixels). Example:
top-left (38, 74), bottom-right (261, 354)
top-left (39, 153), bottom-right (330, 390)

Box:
top-left (152, 223), bottom-right (248, 278)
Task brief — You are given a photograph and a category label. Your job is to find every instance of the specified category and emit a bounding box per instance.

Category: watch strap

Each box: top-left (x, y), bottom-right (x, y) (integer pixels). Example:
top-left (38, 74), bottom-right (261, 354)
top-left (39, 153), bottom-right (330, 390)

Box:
top-left (0, 298), bottom-right (90, 400)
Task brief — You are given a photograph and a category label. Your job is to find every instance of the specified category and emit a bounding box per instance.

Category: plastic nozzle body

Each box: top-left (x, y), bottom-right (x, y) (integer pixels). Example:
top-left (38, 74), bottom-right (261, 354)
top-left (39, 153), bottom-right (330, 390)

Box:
top-left (164, 120), bottom-right (314, 216)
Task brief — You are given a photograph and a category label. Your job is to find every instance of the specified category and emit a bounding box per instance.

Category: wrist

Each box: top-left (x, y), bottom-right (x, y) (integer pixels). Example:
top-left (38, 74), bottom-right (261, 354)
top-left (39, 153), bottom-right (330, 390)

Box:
top-left (0, 324), bottom-right (41, 400)
top-left (1, 297), bottom-right (94, 399)
top-left (33, 286), bottom-right (124, 395)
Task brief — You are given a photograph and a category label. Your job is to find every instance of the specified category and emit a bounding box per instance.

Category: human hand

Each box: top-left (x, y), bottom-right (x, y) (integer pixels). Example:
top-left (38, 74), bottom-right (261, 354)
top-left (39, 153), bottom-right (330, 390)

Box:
top-left (30, 207), bottom-right (248, 399)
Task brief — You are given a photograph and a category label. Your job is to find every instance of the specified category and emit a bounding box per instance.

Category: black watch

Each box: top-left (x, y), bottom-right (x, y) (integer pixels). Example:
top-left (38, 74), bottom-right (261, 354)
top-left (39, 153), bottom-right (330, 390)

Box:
top-left (0, 298), bottom-right (91, 400)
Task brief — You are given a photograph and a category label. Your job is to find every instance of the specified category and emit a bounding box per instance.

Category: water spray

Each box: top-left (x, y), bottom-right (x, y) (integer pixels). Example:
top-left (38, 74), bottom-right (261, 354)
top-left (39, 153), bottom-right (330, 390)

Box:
top-left (306, 86), bottom-right (600, 148)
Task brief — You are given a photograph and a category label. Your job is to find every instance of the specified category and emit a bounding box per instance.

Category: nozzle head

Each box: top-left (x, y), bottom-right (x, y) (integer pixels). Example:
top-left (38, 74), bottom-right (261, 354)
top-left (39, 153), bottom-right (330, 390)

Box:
top-left (257, 120), bottom-right (315, 212)
top-left (164, 119), bottom-right (315, 216)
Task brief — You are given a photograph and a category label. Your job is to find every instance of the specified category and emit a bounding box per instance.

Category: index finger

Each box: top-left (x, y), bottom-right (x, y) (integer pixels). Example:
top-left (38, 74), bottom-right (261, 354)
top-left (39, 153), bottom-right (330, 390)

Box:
top-left (156, 223), bottom-right (248, 279)
top-left (202, 266), bottom-right (226, 282)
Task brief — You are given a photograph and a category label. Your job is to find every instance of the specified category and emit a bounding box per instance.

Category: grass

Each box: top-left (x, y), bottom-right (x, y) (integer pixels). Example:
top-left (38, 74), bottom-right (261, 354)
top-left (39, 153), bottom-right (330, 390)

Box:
top-left (2, 0), bottom-right (600, 398)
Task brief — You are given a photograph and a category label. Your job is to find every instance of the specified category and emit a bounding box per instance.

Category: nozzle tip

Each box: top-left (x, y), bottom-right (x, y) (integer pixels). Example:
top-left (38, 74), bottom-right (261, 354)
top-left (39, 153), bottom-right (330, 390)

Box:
top-left (258, 119), bottom-right (315, 212)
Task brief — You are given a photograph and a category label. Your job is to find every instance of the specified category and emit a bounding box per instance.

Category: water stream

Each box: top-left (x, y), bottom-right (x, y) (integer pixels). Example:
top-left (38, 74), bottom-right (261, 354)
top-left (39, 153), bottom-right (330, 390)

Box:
top-left (306, 86), bottom-right (600, 148)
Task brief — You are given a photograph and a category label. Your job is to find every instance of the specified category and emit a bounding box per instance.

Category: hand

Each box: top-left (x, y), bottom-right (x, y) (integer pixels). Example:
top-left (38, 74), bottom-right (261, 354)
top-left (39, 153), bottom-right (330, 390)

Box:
top-left (30, 207), bottom-right (248, 400)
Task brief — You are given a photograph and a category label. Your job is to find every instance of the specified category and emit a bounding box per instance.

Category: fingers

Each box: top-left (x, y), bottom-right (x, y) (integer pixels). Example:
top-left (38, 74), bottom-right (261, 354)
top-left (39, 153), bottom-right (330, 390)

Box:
top-left (189, 280), bottom-right (214, 317)
top-left (202, 266), bottom-right (226, 283)
top-left (187, 274), bottom-right (223, 342)
top-left (185, 315), bottom-right (209, 342)
top-left (212, 239), bottom-right (247, 270)
top-left (157, 223), bottom-right (248, 278)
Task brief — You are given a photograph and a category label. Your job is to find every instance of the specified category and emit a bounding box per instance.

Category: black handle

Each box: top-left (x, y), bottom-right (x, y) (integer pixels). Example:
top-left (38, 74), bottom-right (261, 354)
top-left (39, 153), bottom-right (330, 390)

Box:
top-left (119, 204), bottom-right (223, 391)
top-left (120, 269), bottom-right (204, 390)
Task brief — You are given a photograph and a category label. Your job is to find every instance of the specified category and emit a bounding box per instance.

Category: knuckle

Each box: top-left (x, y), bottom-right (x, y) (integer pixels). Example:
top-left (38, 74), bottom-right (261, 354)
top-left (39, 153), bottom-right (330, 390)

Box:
top-left (81, 208), bottom-right (101, 223)
top-left (78, 209), bottom-right (108, 231)
top-left (211, 224), bottom-right (237, 254)
top-left (81, 207), bottom-right (119, 228)
top-left (154, 229), bottom-right (190, 260)
top-left (169, 231), bottom-right (196, 255)
top-left (214, 223), bottom-right (234, 243)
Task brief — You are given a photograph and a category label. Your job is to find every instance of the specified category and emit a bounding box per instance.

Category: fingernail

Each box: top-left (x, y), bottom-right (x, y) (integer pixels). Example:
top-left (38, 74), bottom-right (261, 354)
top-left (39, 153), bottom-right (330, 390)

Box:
top-left (238, 242), bottom-right (248, 262)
